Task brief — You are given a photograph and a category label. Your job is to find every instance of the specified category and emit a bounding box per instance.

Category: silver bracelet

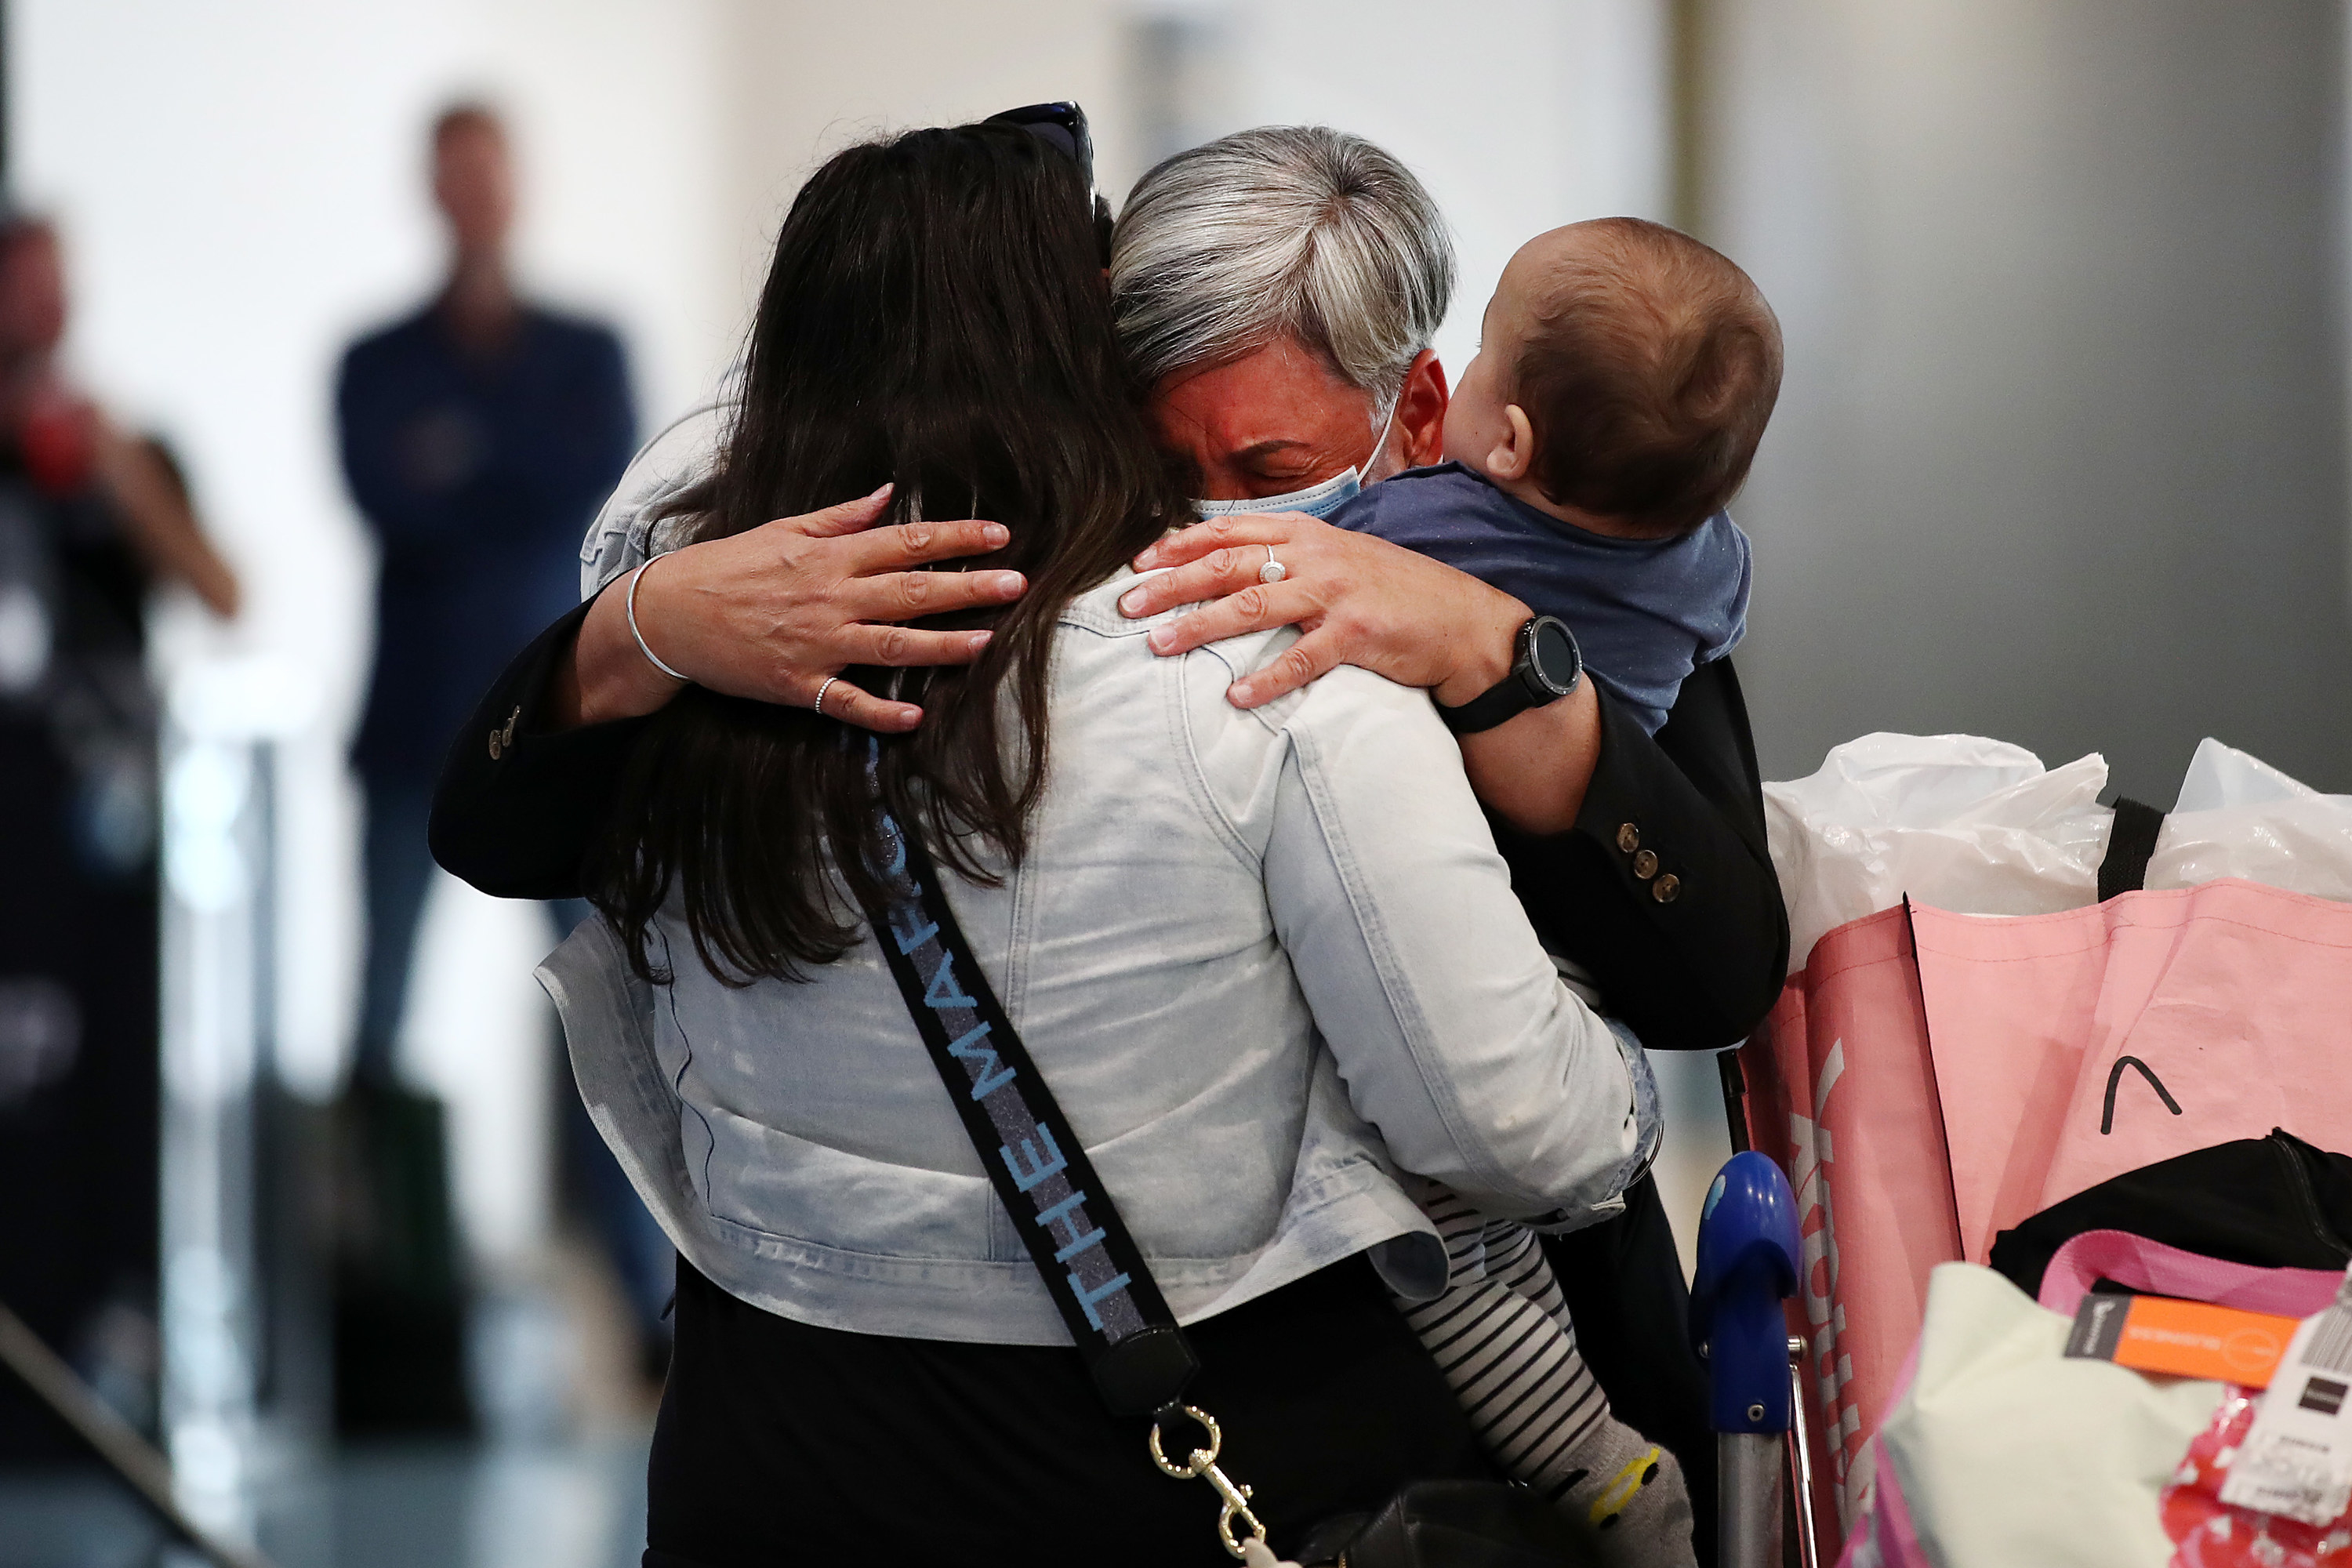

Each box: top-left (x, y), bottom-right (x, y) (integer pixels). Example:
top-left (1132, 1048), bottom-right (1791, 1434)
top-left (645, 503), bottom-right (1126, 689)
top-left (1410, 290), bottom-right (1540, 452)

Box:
top-left (625, 557), bottom-right (690, 683)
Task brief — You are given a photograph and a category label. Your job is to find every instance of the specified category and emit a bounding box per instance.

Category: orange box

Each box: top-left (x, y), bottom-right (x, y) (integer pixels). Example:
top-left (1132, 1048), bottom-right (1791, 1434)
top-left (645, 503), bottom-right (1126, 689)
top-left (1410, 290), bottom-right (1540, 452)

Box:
top-left (2065, 1294), bottom-right (2300, 1386)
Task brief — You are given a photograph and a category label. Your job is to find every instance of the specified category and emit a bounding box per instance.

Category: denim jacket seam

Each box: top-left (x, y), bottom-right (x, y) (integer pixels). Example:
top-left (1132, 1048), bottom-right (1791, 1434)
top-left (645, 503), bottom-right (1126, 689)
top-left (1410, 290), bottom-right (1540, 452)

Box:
top-left (1045, 614), bottom-right (1257, 873)
top-left (1000, 637), bottom-right (1052, 1029)
top-left (695, 1159), bottom-right (1396, 1287)
top-left (1283, 718), bottom-right (1515, 1199)
top-left (1170, 643), bottom-right (1271, 877)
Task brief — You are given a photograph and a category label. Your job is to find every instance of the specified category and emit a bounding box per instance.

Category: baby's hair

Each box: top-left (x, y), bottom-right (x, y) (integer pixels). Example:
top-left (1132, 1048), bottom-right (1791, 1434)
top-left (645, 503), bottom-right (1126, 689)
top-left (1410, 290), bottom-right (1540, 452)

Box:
top-left (1512, 217), bottom-right (1781, 537)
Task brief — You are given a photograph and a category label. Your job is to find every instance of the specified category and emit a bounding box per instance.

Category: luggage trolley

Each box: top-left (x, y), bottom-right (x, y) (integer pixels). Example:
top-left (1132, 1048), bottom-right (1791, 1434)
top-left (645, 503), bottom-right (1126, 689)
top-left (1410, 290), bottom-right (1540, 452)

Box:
top-left (1690, 1145), bottom-right (1820, 1568)
top-left (1683, 793), bottom-right (2181, 1568)
top-left (1687, 778), bottom-right (2350, 1568)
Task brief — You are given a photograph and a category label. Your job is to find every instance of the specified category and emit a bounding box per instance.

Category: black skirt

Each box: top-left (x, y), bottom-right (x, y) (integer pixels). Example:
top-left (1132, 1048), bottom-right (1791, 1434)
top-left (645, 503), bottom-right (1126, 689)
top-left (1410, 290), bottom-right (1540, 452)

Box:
top-left (646, 1253), bottom-right (1494, 1566)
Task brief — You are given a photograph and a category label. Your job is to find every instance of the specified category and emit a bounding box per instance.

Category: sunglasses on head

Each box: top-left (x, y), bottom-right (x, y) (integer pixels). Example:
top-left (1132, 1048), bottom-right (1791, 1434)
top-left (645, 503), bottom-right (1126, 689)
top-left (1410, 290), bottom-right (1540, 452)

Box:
top-left (985, 100), bottom-right (1112, 263)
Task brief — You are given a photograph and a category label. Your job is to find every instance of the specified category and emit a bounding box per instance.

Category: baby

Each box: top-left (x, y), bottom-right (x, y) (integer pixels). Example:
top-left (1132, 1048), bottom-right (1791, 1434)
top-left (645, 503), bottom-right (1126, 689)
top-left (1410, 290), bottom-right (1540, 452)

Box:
top-left (1330, 217), bottom-right (1782, 1566)
top-left (1343, 215), bottom-right (1775, 735)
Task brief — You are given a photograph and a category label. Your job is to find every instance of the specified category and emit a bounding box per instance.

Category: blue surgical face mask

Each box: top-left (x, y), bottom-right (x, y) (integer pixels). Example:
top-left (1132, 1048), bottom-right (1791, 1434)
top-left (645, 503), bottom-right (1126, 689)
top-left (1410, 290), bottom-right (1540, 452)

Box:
top-left (1191, 394), bottom-right (1399, 521)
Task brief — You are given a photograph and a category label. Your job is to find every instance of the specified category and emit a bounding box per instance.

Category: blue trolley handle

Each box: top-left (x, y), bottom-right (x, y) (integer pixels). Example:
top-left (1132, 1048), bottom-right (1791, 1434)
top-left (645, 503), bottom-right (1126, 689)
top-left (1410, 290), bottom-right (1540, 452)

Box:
top-left (1691, 1151), bottom-right (1809, 1568)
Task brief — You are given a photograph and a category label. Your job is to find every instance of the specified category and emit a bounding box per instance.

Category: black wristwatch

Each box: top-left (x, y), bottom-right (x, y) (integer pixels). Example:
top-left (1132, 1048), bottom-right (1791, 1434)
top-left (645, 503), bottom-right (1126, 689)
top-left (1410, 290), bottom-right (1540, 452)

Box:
top-left (1436, 615), bottom-right (1583, 735)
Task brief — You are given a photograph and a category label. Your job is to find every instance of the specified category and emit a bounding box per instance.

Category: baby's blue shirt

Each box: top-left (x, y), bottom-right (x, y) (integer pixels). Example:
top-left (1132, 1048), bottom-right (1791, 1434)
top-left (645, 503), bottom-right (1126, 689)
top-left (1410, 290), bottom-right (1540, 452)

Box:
top-left (1330, 463), bottom-right (1751, 735)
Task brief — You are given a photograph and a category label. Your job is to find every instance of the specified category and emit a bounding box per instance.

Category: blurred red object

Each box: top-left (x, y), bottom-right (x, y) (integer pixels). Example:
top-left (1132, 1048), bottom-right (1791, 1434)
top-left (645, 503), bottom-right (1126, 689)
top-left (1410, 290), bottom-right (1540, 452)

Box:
top-left (18, 392), bottom-right (98, 494)
top-left (2162, 1388), bottom-right (2352, 1566)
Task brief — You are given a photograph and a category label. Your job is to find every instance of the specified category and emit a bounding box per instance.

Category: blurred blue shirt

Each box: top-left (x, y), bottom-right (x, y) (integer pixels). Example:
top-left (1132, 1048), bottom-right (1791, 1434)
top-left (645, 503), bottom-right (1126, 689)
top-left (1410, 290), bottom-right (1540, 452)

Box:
top-left (337, 304), bottom-right (634, 779)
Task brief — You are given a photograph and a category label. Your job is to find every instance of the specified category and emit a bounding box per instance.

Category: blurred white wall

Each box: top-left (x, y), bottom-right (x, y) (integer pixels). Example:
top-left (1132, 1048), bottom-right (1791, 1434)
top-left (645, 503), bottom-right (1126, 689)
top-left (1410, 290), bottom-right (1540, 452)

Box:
top-left (717, 0), bottom-right (1675, 388)
top-left (1198, 0), bottom-right (1673, 381)
top-left (1708, 0), bottom-right (2352, 800)
top-left (722, 2), bottom-right (1140, 299)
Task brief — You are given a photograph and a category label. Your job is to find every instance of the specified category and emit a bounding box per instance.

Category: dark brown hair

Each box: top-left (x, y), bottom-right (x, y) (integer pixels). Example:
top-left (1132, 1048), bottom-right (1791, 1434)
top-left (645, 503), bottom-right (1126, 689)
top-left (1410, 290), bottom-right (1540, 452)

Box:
top-left (431, 101), bottom-right (503, 146)
top-left (1514, 217), bottom-right (1781, 536)
top-left (591, 124), bottom-right (1186, 984)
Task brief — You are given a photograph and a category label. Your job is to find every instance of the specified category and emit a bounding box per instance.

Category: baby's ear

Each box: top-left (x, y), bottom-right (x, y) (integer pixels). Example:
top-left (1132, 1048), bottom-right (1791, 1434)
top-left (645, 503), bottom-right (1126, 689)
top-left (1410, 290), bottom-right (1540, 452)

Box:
top-left (1486, 405), bottom-right (1537, 482)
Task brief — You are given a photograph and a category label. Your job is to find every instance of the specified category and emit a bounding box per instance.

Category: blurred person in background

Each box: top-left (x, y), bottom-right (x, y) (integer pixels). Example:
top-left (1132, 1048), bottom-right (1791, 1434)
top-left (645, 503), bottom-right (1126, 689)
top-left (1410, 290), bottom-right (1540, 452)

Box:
top-left (0, 220), bottom-right (240, 617)
top-left (431, 124), bottom-right (1785, 1557)
top-left (0, 214), bottom-right (239, 1459)
top-left (333, 103), bottom-right (659, 1430)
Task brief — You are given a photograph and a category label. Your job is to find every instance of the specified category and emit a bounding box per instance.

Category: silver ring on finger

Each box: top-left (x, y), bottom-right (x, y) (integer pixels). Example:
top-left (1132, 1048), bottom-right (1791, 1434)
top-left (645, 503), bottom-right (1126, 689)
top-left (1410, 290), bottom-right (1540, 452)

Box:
top-left (1258, 544), bottom-right (1287, 585)
top-left (813, 676), bottom-right (840, 717)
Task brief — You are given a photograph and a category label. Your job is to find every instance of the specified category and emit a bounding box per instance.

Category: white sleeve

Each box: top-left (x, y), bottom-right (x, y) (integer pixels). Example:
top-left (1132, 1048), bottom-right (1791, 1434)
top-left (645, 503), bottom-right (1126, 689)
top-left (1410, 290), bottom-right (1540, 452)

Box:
top-left (1245, 662), bottom-right (1658, 1221)
top-left (579, 394), bottom-right (732, 602)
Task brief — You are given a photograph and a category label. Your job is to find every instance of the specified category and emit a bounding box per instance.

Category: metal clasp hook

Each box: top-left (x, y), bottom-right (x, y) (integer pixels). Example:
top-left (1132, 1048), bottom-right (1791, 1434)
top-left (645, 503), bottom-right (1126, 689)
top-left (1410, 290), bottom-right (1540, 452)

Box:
top-left (1149, 1404), bottom-right (1268, 1561)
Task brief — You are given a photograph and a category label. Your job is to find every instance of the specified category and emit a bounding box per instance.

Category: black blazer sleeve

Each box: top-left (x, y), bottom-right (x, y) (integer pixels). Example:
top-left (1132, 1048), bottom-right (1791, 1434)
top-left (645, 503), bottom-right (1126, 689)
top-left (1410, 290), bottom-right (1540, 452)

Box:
top-left (1489, 658), bottom-right (1790, 1051)
top-left (428, 600), bottom-right (648, 901)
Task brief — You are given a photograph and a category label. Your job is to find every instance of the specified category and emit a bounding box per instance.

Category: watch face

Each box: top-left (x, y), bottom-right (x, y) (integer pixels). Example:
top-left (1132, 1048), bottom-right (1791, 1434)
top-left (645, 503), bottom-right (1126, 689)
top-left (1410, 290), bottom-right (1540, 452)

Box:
top-left (1528, 618), bottom-right (1581, 695)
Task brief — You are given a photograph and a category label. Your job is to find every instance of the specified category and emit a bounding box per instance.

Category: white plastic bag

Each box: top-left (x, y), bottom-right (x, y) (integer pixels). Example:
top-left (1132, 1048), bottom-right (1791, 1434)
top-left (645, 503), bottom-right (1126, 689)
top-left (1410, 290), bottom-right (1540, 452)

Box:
top-left (1763, 734), bottom-right (2113, 972)
top-left (1766, 735), bottom-right (2352, 975)
top-left (1846, 1263), bottom-right (2225, 1568)
top-left (2147, 738), bottom-right (2352, 902)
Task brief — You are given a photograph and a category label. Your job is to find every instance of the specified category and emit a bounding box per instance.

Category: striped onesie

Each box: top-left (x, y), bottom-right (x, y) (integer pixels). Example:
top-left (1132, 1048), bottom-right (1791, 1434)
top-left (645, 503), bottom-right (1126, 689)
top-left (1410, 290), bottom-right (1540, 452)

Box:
top-left (1392, 1176), bottom-right (1697, 1567)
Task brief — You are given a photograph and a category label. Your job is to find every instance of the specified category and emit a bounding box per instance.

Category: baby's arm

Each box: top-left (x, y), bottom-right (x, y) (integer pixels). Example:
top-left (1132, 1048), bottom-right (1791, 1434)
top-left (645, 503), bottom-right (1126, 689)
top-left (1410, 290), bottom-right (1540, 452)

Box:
top-left (1391, 1176), bottom-right (1697, 1563)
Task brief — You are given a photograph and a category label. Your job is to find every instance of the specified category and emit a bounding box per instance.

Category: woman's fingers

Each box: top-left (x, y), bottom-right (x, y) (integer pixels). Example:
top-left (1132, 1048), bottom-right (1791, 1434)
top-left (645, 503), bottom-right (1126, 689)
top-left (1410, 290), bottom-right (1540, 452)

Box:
top-left (846, 567), bottom-right (1025, 622)
top-left (1131, 511), bottom-right (1309, 572)
top-left (844, 624), bottom-right (995, 667)
top-left (1122, 512), bottom-right (1341, 619)
top-left (759, 492), bottom-right (1011, 573)
top-left (628, 493), bottom-right (1017, 728)
top-left (1131, 517), bottom-right (1529, 702)
top-left (778, 483), bottom-right (896, 539)
top-left (1136, 574), bottom-right (1345, 709)
top-left (809, 676), bottom-right (923, 734)
top-left (844, 516), bottom-right (1011, 574)
top-left (1142, 580), bottom-right (1321, 657)
top-left (1118, 542), bottom-right (1292, 620)
top-left (1226, 626), bottom-right (1345, 709)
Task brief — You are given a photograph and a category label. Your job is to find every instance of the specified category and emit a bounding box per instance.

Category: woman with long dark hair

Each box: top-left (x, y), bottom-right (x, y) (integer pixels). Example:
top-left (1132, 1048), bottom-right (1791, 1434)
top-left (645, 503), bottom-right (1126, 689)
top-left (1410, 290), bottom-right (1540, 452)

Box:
top-left (548, 121), bottom-right (1650, 1566)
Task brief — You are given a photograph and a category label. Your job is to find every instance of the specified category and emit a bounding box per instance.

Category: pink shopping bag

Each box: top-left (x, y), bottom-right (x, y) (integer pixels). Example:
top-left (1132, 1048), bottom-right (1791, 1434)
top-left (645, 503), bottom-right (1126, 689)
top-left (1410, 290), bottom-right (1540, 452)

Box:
top-left (1742, 877), bottom-right (2352, 1548)
top-left (2034, 1229), bottom-right (2343, 1319)
top-left (1742, 906), bottom-right (1962, 1543)
top-left (1912, 878), bottom-right (2352, 1263)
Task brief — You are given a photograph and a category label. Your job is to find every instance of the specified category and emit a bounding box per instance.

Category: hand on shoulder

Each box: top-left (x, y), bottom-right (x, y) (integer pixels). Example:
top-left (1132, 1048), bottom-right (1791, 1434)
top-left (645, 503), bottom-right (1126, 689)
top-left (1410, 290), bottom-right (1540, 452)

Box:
top-left (557, 484), bottom-right (1025, 732)
top-left (1116, 512), bottom-right (1526, 710)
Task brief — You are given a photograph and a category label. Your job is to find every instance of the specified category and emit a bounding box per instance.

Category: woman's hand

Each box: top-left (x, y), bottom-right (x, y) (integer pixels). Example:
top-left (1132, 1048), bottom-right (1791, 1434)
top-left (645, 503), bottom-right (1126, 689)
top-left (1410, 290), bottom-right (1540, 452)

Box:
top-left (1119, 512), bottom-right (1525, 708)
top-left (1118, 510), bottom-right (1602, 833)
top-left (558, 484), bottom-right (1026, 731)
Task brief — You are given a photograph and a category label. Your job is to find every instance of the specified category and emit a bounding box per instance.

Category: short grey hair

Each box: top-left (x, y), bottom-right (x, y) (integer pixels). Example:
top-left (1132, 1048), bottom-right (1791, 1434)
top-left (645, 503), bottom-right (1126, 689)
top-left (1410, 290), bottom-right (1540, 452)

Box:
top-left (1110, 126), bottom-right (1454, 421)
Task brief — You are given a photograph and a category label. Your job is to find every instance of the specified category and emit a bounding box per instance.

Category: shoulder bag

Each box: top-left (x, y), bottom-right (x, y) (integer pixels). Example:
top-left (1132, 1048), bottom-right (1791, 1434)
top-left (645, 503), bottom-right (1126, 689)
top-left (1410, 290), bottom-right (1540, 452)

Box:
top-left (852, 782), bottom-right (1595, 1566)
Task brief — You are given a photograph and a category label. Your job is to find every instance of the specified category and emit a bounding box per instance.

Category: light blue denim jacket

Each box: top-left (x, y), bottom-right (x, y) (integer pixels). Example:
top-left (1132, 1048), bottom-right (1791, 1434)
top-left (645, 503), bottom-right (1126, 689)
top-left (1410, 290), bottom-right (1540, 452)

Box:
top-left (543, 402), bottom-right (1661, 1348)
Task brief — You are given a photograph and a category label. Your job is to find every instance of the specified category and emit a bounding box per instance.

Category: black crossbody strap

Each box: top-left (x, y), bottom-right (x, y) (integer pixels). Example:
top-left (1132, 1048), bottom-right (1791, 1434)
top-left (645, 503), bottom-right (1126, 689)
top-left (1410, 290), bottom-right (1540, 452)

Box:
top-left (855, 800), bottom-right (1200, 1417)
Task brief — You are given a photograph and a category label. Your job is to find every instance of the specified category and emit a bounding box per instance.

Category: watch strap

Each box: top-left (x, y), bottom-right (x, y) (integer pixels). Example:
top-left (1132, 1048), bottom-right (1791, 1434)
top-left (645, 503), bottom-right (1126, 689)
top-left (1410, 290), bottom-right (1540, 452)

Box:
top-left (1436, 670), bottom-right (1539, 735)
top-left (1436, 617), bottom-right (1579, 737)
